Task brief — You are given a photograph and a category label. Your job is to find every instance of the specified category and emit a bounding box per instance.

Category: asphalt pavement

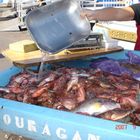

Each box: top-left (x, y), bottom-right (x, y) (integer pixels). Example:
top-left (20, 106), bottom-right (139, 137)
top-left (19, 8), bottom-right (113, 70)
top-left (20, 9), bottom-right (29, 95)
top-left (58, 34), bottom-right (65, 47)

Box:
top-left (0, 7), bottom-right (32, 72)
top-left (0, 7), bottom-right (31, 49)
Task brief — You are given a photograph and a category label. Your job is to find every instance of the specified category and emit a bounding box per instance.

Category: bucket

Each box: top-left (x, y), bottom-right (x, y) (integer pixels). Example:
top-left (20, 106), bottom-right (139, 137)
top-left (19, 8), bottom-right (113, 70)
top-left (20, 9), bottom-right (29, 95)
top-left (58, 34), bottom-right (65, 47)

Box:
top-left (25, 0), bottom-right (90, 54)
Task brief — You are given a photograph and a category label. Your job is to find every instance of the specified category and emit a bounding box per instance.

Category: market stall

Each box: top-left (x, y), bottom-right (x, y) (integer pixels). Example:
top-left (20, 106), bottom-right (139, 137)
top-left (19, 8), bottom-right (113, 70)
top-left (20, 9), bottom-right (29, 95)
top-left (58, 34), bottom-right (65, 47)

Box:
top-left (0, 0), bottom-right (140, 139)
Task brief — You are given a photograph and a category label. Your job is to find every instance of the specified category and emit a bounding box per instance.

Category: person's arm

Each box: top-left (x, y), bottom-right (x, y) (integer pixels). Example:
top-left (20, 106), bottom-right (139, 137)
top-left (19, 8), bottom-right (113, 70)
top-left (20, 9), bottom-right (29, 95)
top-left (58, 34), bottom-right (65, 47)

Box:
top-left (81, 7), bottom-right (135, 21)
top-left (130, 4), bottom-right (140, 24)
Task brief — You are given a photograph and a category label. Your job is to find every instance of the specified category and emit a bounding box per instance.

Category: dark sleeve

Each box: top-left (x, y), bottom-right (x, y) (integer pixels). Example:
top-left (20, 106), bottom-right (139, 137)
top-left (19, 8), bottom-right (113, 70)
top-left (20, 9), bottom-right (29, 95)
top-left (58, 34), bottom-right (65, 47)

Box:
top-left (130, 4), bottom-right (140, 24)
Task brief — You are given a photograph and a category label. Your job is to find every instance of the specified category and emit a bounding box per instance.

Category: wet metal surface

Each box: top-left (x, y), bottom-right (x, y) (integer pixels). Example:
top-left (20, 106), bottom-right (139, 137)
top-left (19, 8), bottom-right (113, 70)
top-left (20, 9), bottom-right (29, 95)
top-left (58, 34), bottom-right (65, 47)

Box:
top-left (26, 0), bottom-right (90, 53)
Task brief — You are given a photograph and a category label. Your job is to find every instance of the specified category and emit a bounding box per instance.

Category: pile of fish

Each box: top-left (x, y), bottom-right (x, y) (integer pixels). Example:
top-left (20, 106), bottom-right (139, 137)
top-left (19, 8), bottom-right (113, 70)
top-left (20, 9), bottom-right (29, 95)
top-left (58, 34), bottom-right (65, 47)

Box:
top-left (0, 65), bottom-right (140, 126)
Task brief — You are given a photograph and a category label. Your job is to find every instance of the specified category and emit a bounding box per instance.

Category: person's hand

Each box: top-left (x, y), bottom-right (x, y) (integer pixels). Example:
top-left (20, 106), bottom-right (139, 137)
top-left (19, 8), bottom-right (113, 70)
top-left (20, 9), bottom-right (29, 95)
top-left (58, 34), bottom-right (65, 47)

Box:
top-left (80, 9), bottom-right (94, 21)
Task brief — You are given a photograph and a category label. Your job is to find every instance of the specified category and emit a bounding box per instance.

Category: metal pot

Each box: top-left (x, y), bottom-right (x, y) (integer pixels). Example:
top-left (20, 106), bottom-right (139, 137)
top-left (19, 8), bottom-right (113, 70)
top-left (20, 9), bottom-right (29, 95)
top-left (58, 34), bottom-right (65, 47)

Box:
top-left (25, 0), bottom-right (90, 54)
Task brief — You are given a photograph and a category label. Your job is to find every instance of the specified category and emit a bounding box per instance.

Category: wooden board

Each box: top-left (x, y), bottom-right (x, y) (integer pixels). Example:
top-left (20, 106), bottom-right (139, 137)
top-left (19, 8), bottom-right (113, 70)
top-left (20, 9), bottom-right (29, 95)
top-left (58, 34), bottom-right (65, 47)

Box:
top-left (109, 29), bottom-right (137, 42)
top-left (2, 46), bottom-right (124, 68)
top-left (2, 49), bottom-right (68, 61)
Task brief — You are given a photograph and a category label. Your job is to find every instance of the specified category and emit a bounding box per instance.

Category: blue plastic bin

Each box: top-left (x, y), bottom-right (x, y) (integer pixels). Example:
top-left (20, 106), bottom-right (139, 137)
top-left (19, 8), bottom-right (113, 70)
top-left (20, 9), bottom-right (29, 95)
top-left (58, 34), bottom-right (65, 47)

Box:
top-left (0, 50), bottom-right (140, 140)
